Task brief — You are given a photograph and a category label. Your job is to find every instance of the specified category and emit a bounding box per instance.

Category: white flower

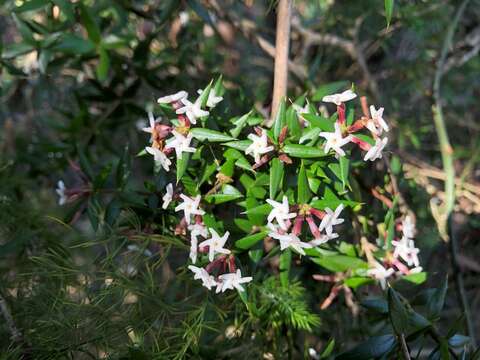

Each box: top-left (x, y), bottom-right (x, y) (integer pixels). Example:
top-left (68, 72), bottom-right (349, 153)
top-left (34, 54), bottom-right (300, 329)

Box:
top-left (367, 261), bottom-right (394, 289)
top-left (197, 88), bottom-right (223, 108)
top-left (245, 129), bottom-right (274, 163)
top-left (142, 111), bottom-right (157, 140)
top-left (198, 228), bottom-right (231, 262)
top-left (322, 89), bottom-right (357, 106)
top-left (319, 204), bottom-right (345, 236)
top-left (368, 105), bottom-right (389, 134)
top-left (165, 130), bottom-right (196, 159)
top-left (56, 180), bottom-right (67, 205)
top-left (187, 223), bottom-right (209, 263)
top-left (268, 230), bottom-right (312, 255)
top-left (402, 215), bottom-right (415, 239)
top-left (319, 122), bottom-right (352, 157)
top-left (292, 102), bottom-right (310, 115)
top-left (392, 237), bottom-right (420, 267)
top-left (162, 183), bottom-right (173, 209)
top-left (188, 265), bottom-right (217, 290)
top-left (175, 194), bottom-right (205, 224)
top-left (266, 196), bottom-right (297, 230)
top-left (216, 269), bottom-right (253, 293)
top-left (363, 137), bottom-right (388, 162)
top-left (145, 146), bottom-right (172, 172)
top-left (309, 232), bottom-right (339, 246)
top-left (157, 90), bottom-right (188, 104)
top-left (176, 97), bottom-right (209, 124)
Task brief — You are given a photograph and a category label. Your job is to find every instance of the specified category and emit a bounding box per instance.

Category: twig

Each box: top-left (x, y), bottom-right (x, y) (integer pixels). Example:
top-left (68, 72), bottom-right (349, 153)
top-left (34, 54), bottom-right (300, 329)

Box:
top-left (0, 292), bottom-right (23, 344)
top-left (432, 0), bottom-right (470, 221)
top-left (268, 0), bottom-right (292, 126)
top-left (448, 215), bottom-right (477, 348)
top-left (399, 334), bottom-right (411, 360)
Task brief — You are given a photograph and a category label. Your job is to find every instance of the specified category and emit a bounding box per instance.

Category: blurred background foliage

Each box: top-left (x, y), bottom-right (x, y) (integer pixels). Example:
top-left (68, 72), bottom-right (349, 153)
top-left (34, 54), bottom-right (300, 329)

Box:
top-left (1, 0), bottom-right (480, 358)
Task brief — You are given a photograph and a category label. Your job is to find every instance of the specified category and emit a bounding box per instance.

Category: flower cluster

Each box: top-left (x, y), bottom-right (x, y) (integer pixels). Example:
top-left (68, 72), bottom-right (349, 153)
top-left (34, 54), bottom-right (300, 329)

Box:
top-left (57, 80), bottom-right (422, 297)
top-left (367, 215), bottom-right (422, 288)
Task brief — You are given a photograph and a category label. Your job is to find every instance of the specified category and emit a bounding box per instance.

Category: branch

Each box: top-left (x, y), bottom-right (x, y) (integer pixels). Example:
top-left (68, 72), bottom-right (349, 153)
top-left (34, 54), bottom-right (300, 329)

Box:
top-left (0, 292), bottom-right (23, 344)
top-left (432, 0), bottom-right (470, 221)
top-left (269, 0), bottom-right (292, 125)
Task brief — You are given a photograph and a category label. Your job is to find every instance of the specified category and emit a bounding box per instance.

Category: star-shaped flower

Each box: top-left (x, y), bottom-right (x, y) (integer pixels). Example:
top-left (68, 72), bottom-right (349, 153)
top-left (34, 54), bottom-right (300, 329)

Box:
top-left (392, 237), bottom-right (420, 267)
top-left (319, 122), bottom-right (352, 157)
top-left (175, 194), bottom-right (205, 224)
top-left (245, 129), bottom-right (274, 163)
top-left (309, 232), bottom-right (339, 247)
top-left (56, 180), bottom-right (67, 205)
top-left (157, 90), bottom-right (188, 104)
top-left (141, 111), bottom-right (158, 141)
top-left (145, 146), bottom-right (172, 172)
top-left (176, 97), bottom-right (209, 124)
top-left (319, 204), bottom-right (345, 236)
top-left (266, 196), bottom-right (297, 230)
top-left (187, 223), bottom-right (209, 263)
top-left (367, 261), bottom-right (394, 289)
top-left (402, 216), bottom-right (415, 239)
top-left (216, 269), bottom-right (252, 293)
top-left (366, 105), bottom-right (389, 135)
top-left (322, 89), bottom-right (357, 106)
top-left (162, 183), bottom-right (173, 209)
top-left (363, 137), bottom-right (388, 162)
top-left (188, 265), bottom-right (217, 290)
top-left (165, 130), bottom-right (196, 159)
top-left (197, 88), bottom-right (223, 108)
top-left (198, 228), bottom-right (231, 262)
top-left (268, 230), bottom-right (312, 255)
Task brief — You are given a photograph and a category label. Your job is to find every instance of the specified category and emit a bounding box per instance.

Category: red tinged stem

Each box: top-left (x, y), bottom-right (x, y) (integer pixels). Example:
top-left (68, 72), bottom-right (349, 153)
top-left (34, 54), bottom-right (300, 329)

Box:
top-left (350, 136), bottom-right (372, 151)
top-left (337, 103), bottom-right (346, 125)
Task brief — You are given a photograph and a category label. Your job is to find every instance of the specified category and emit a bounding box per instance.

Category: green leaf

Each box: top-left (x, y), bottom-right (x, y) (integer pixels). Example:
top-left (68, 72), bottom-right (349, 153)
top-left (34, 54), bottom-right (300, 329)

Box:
top-left (230, 111), bottom-right (252, 138)
top-left (279, 249), bottom-right (291, 287)
top-left (244, 203), bottom-right (271, 216)
top-left (336, 335), bottom-right (396, 360)
top-left (385, 0), bottom-right (394, 28)
top-left (297, 161), bottom-right (311, 203)
top-left (269, 158), bottom-right (284, 199)
top-left (205, 184), bottom-right (243, 204)
top-left (312, 255), bottom-right (368, 273)
top-left (105, 198), bottom-right (121, 227)
top-left (273, 100), bottom-right (286, 141)
top-left (343, 277), bottom-right (374, 289)
top-left (190, 128), bottom-right (234, 142)
top-left (388, 287), bottom-right (431, 336)
top-left (13, 0), bottom-right (49, 13)
top-left (235, 231), bottom-right (268, 250)
top-left (361, 297), bottom-right (388, 314)
top-left (299, 127), bottom-right (321, 144)
top-left (287, 106), bottom-right (301, 140)
top-left (302, 113), bottom-right (334, 132)
top-left (283, 144), bottom-right (328, 158)
top-left (52, 34), bottom-right (95, 55)
top-left (312, 81), bottom-right (349, 102)
top-left (11, 14), bottom-right (36, 45)
top-left (79, 3), bottom-right (101, 44)
top-left (223, 140), bottom-right (252, 152)
top-left (320, 339), bottom-right (335, 359)
top-left (401, 271), bottom-right (427, 284)
top-left (329, 157), bottom-right (350, 190)
top-left (176, 152), bottom-right (192, 183)
top-left (96, 46), bottom-right (110, 81)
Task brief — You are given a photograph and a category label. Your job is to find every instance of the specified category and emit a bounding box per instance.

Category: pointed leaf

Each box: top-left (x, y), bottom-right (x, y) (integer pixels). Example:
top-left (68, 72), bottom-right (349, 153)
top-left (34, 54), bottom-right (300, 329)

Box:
top-left (269, 158), bottom-right (284, 199)
top-left (297, 161), bottom-right (311, 203)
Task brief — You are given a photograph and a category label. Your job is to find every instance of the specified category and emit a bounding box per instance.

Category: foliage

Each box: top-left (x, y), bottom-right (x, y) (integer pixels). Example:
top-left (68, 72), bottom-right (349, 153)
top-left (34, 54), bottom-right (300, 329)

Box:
top-left (1, 0), bottom-right (480, 358)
